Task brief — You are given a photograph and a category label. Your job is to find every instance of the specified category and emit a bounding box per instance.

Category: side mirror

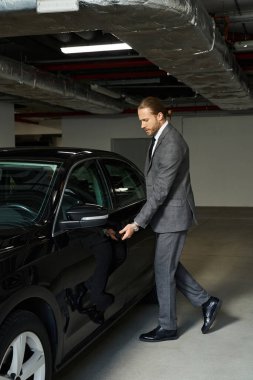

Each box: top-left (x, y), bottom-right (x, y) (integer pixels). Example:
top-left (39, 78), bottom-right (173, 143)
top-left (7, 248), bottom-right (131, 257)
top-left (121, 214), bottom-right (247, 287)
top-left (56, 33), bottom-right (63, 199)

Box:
top-left (60, 204), bottom-right (108, 230)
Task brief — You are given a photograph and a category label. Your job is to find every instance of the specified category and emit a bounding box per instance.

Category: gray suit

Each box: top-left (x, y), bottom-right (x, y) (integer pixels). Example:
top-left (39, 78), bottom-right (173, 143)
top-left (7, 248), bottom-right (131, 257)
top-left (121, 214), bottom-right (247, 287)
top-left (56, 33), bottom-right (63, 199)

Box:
top-left (135, 124), bottom-right (209, 329)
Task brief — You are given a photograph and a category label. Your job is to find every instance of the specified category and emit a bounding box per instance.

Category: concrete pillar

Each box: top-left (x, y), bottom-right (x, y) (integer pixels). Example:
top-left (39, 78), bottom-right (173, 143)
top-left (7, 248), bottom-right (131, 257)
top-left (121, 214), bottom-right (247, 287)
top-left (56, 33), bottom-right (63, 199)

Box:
top-left (0, 103), bottom-right (15, 147)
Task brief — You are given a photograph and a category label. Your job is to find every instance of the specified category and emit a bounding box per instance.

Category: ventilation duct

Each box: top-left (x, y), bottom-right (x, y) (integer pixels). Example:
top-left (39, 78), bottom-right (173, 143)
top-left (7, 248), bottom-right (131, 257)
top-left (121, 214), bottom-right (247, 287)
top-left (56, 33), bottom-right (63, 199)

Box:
top-left (0, 0), bottom-right (252, 111)
top-left (77, 0), bottom-right (253, 110)
top-left (0, 55), bottom-right (123, 114)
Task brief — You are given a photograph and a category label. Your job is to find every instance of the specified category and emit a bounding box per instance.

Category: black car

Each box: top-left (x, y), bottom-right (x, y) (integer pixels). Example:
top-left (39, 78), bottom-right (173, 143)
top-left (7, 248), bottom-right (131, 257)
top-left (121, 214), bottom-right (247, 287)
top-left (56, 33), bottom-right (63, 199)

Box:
top-left (0, 147), bottom-right (155, 380)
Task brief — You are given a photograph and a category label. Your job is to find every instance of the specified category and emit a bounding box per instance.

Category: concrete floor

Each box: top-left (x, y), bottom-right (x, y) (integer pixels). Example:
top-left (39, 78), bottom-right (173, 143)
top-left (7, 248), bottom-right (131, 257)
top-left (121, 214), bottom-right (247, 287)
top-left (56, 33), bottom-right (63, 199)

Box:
top-left (54, 207), bottom-right (253, 380)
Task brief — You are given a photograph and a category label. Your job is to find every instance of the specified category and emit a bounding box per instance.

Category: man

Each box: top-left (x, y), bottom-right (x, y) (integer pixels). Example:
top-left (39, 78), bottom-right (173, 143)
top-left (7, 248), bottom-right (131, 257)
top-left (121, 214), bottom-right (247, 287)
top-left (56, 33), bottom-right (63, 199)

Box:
top-left (119, 97), bottom-right (222, 342)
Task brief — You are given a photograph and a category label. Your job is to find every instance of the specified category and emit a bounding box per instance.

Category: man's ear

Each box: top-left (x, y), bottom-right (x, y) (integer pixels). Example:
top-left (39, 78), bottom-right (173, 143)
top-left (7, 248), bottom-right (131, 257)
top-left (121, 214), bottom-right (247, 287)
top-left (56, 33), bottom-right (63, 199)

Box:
top-left (157, 112), bottom-right (163, 121)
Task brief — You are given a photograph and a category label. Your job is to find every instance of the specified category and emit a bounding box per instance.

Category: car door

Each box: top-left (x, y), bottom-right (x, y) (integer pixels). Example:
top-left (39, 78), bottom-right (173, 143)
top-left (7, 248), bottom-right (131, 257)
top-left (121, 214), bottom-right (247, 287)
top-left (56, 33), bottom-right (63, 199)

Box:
top-left (53, 159), bottom-right (110, 354)
top-left (98, 158), bottom-right (155, 305)
top-left (53, 158), bottom-right (135, 357)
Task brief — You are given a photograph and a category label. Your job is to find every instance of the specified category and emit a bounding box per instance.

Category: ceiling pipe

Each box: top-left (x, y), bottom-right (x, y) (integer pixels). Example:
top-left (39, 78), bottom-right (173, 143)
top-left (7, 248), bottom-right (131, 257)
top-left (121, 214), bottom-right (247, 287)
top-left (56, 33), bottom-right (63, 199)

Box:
top-left (15, 105), bottom-right (220, 120)
top-left (235, 52), bottom-right (253, 60)
top-left (16, 118), bottom-right (40, 125)
top-left (171, 105), bottom-right (220, 113)
top-left (95, 0), bottom-right (253, 111)
top-left (30, 54), bottom-right (145, 65)
top-left (0, 54), bottom-right (124, 114)
top-left (71, 70), bottom-right (167, 80)
top-left (39, 59), bottom-right (155, 72)
top-left (0, 0), bottom-right (253, 111)
top-left (215, 9), bottom-right (253, 24)
top-left (227, 33), bottom-right (253, 42)
top-left (40, 54), bottom-right (253, 79)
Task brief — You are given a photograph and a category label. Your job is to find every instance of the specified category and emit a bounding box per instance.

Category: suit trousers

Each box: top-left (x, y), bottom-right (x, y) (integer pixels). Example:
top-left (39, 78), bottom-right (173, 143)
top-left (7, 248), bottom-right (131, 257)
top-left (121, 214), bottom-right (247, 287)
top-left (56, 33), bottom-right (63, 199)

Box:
top-left (155, 231), bottom-right (209, 330)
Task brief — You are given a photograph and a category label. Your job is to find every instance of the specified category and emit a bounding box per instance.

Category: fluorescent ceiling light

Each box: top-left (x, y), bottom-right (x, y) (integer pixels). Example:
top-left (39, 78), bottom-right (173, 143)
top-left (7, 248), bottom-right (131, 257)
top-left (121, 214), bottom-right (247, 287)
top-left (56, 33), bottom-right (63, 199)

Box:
top-left (37, 0), bottom-right (79, 13)
top-left (61, 43), bottom-right (132, 54)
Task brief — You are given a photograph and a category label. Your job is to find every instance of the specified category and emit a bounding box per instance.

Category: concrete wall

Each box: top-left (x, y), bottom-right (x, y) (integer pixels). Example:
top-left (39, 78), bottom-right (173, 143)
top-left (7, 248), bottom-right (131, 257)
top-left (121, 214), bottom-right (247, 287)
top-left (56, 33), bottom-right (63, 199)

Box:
top-left (62, 113), bottom-right (253, 207)
top-left (62, 114), bottom-right (183, 150)
top-left (183, 116), bottom-right (253, 206)
top-left (15, 119), bottom-right (62, 136)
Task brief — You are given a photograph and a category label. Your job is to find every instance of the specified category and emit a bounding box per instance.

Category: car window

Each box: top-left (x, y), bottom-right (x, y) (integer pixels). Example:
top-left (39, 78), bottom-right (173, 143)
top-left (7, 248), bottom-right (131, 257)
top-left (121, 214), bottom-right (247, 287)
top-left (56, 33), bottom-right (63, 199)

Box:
top-left (0, 161), bottom-right (58, 227)
top-left (103, 159), bottom-right (145, 208)
top-left (57, 160), bottom-right (109, 224)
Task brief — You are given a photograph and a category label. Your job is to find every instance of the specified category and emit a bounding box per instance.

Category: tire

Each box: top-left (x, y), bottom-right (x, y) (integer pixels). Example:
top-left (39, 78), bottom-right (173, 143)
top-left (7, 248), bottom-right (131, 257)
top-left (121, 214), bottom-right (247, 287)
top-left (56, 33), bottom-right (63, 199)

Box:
top-left (0, 310), bottom-right (53, 380)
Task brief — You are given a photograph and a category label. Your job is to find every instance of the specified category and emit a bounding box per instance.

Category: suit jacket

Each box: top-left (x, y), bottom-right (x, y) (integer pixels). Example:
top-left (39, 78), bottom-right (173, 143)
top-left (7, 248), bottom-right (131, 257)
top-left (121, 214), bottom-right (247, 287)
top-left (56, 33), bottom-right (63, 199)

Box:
top-left (135, 124), bottom-right (197, 233)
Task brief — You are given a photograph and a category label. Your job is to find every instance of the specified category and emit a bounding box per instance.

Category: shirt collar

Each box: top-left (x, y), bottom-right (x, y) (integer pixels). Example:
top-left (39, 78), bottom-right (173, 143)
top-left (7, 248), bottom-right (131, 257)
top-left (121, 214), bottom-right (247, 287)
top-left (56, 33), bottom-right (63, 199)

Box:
top-left (154, 121), bottom-right (168, 141)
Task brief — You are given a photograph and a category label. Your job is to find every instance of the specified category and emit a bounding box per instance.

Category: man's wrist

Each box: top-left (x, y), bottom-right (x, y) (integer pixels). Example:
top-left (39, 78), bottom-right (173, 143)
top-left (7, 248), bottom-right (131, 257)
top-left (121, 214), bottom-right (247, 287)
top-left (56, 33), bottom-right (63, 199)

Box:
top-left (132, 222), bottom-right (139, 232)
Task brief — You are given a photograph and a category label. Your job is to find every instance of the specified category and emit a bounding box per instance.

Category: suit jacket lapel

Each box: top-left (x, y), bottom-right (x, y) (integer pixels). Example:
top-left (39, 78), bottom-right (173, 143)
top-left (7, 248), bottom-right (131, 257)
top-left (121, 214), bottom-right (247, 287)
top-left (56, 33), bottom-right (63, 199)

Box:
top-left (145, 125), bottom-right (171, 174)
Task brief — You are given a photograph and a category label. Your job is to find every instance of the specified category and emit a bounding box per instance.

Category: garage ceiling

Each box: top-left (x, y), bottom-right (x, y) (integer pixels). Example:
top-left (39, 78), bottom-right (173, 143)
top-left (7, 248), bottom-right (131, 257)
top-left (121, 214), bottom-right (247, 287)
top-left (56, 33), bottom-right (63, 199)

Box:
top-left (0, 0), bottom-right (253, 121)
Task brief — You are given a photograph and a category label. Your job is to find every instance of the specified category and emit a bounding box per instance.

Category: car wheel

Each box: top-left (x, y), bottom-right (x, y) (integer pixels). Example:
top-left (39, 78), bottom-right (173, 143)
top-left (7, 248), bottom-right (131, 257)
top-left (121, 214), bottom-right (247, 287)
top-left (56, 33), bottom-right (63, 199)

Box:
top-left (0, 310), bottom-right (52, 380)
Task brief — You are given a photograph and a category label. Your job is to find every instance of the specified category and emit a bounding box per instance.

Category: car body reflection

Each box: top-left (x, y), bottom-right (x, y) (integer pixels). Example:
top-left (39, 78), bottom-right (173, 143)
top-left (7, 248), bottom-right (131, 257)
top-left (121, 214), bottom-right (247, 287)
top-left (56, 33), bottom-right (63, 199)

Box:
top-left (0, 147), bottom-right (155, 380)
top-left (66, 228), bottom-right (127, 324)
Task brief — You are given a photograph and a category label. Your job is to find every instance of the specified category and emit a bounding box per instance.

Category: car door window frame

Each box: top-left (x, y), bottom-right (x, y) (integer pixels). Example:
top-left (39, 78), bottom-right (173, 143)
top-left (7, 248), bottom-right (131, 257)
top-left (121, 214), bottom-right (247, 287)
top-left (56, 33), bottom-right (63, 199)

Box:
top-left (52, 158), bottom-right (112, 236)
top-left (98, 158), bottom-right (146, 211)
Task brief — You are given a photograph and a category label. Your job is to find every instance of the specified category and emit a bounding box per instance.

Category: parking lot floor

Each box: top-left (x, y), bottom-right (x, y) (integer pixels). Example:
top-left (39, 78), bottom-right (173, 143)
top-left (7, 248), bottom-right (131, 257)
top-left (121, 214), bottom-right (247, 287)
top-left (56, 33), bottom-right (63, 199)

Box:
top-left (54, 207), bottom-right (253, 380)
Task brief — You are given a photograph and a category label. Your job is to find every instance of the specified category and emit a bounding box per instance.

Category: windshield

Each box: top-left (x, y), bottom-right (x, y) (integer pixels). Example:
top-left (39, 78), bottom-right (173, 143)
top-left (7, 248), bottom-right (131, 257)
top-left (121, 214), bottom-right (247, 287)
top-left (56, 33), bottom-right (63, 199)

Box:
top-left (0, 161), bottom-right (59, 228)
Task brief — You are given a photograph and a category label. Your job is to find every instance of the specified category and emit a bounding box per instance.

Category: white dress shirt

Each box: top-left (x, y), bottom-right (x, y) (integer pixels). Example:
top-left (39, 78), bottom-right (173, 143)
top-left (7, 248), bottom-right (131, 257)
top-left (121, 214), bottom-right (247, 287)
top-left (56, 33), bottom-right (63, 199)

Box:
top-left (151, 121), bottom-right (168, 157)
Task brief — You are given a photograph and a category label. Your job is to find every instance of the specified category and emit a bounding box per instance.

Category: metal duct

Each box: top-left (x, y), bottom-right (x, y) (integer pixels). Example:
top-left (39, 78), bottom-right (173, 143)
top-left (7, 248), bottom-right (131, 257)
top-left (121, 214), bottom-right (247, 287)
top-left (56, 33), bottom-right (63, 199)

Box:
top-left (0, 55), bottom-right (123, 114)
top-left (0, 0), bottom-right (252, 110)
top-left (78, 0), bottom-right (253, 110)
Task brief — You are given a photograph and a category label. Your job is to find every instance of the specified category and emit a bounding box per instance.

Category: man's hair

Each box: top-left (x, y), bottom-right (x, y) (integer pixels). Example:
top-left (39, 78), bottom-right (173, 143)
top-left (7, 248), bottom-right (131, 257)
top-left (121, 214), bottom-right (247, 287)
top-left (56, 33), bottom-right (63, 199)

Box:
top-left (138, 96), bottom-right (167, 118)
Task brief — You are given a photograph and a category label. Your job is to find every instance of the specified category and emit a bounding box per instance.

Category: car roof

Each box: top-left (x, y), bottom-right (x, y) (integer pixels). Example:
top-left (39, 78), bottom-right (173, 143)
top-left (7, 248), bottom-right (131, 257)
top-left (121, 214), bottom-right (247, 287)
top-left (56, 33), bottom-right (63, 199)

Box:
top-left (0, 147), bottom-right (124, 163)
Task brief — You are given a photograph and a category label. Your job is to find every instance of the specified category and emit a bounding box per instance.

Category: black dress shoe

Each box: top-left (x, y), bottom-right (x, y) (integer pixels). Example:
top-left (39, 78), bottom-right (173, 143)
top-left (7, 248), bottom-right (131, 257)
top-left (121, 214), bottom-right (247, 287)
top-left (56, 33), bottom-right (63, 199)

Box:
top-left (75, 282), bottom-right (88, 311)
top-left (65, 288), bottom-right (77, 311)
top-left (201, 296), bottom-right (222, 334)
top-left (139, 326), bottom-right (178, 342)
top-left (80, 305), bottom-right (104, 324)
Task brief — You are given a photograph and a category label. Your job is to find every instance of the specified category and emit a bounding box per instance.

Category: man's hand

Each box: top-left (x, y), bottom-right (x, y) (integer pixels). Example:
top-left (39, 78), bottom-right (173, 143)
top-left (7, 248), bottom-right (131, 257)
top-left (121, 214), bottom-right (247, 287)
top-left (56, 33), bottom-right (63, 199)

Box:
top-left (105, 228), bottom-right (119, 241)
top-left (119, 223), bottom-right (137, 240)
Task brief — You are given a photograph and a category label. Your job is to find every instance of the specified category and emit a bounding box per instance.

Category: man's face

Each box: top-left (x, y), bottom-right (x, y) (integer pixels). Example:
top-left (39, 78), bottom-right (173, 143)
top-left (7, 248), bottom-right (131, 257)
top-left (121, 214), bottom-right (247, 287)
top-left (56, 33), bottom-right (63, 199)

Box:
top-left (138, 107), bottom-right (163, 136)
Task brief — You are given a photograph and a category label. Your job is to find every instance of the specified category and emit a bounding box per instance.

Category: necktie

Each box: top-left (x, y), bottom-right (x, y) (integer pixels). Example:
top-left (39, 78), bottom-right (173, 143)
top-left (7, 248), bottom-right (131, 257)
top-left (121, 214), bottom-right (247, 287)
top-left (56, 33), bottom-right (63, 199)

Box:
top-left (148, 137), bottom-right (155, 161)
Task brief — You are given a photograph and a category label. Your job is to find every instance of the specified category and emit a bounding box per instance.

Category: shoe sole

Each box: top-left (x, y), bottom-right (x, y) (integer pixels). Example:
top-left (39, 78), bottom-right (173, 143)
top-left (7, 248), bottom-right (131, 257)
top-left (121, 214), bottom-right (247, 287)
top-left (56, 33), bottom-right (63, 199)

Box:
top-left (202, 299), bottom-right (222, 334)
top-left (139, 335), bottom-right (178, 342)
